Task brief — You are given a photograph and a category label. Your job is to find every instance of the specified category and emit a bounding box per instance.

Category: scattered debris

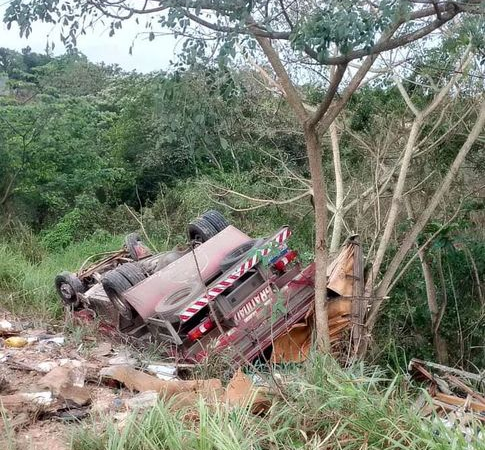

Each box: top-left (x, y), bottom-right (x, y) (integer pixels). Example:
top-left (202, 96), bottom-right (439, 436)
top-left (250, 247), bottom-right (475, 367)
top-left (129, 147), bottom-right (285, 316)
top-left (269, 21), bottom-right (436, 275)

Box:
top-left (124, 391), bottom-right (159, 410)
top-left (108, 351), bottom-right (137, 366)
top-left (409, 358), bottom-right (485, 423)
top-left (5, 336), bottom-right (28, 348)
top-left (146, 364), bottom-right (177, 380)
top-left (92, 342), bottom-right (112, 358)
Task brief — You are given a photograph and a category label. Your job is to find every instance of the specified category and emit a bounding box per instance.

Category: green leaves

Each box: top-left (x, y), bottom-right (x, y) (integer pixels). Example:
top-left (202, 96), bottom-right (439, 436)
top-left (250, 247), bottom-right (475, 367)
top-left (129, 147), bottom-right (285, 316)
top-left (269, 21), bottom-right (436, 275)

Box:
top-left (291, 0), bottom-right (407, 61)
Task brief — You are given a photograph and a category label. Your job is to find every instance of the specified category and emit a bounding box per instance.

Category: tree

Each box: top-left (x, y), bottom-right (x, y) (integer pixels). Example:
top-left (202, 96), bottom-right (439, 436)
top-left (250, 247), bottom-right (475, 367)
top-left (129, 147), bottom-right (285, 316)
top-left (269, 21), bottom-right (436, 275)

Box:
top-left (5, 0), bottom-right (484, 352)
top-left (0, 50), bottom-right (129, 228)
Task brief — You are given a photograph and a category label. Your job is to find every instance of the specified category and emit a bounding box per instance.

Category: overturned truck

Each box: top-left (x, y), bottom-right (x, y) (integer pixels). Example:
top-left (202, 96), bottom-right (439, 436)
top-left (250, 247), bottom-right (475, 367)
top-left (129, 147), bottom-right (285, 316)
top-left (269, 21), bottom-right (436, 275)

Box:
top-left (56, 211), bottom-right (365, 365)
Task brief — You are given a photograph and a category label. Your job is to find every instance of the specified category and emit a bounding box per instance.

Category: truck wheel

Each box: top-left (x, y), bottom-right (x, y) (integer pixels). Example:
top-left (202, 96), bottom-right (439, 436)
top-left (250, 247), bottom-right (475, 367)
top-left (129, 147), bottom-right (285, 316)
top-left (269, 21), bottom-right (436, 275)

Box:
top-left (116, 262), bottom-right (146, 286)
top-left (155, 282), bottom-right (205, 322)
top-left (124, 233), bottom-right (151, 261)
top-left (219, 239), bottom-right (266, 272)
top-left (102, 270), bottom-right (135, 320)
top-left (187, 218), bottom-right (218, 243)
top-left (201, 210), bottom-right (229, 232)
top-left (55, 272), bottom-right (85, 308)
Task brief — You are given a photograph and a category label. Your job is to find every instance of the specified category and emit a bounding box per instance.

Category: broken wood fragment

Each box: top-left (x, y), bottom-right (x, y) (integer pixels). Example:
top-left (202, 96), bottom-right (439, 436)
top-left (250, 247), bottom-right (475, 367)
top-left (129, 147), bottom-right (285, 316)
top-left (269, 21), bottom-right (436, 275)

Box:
top-left (410, 359), bottom-right (484, 383)
top-left (38, 366), bottom-right (91, 406)
top-left (434, 393), bottom-right (485, 413)
top-left (99, 365), bottom-right (222, 400)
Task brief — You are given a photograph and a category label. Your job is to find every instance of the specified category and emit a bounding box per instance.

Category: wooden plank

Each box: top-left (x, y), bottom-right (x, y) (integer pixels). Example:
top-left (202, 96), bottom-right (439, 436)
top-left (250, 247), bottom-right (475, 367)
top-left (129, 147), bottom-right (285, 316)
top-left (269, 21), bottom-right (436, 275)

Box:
top-left (410, 358), bottom-right (484, 383)
top-left (434, 393), bottom-right (485, 413)
top-left (446, 375), bottom-right (485, 405)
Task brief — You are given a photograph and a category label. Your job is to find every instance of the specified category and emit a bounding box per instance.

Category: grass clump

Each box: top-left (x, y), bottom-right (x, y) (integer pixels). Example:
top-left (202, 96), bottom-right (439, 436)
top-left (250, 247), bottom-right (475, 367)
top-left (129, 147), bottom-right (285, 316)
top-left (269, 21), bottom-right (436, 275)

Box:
top-left (0, 232), bottom-right (124, 318)
top-left (70, 355), bottom-right (485, 450)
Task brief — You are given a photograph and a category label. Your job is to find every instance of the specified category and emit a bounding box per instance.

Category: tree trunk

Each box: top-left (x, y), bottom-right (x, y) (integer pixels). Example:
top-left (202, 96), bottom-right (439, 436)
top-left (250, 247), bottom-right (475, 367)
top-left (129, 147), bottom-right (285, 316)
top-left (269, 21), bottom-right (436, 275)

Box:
top-left (305, 124), bottom-right (331, 352)
top-left (329, 122), bottom-right (344, 254)
top-left (404, 197), bottom-right (448, 364)
top-left (418, 249), bottom-right (449, 364)
top-left (365, 117), bottom-right (423, 295)
top-left (250, 28), bottom-right (331, 351)
top-left (0, 173), bottom-right (18, 205)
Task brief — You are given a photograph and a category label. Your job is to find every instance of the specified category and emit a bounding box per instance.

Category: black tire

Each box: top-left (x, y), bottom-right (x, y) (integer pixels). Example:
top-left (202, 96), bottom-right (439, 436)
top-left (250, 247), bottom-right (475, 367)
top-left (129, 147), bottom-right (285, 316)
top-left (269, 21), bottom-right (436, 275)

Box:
top-left (155, 282), bottom-right (205, 322)
top-left (55, 272), bottom-right (85, 307)
top-left (124, 233), bottom-right (150, 261)
top-left (102, 270), bottom-right (135, 320)
top-left (201, 210), bottom-right (230, 232)
top-left (187, 218), bottom-right (219, 243)
top-left (116, 262), bottom-right (146, 286)
top-left (219, 238), bottom-right (266, 272)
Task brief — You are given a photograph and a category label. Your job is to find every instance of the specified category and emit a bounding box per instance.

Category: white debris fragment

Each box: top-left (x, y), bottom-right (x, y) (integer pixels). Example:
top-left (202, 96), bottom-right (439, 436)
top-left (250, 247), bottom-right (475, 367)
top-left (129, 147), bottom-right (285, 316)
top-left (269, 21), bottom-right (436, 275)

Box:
top-left (0, 319), bottom-right (13, 332)
top-left (41, 336), bottom-right (65, 345)
top-left (37, 361), bottom-right (59, 373)
top-left (146, 364), bottom-right (177, 380)
top-left (59, 359), bottom-right (83, 368)
top-left (21, 391), bottom-right (54, 406)
top-left (124, 391), bottom-right (159, 409)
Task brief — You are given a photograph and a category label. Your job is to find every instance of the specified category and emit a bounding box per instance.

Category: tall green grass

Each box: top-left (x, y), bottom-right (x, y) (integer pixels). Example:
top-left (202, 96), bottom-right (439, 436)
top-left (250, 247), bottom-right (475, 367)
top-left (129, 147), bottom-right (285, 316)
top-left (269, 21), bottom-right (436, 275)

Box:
top-left (0, 233), bottom-right (125, 319)
top-left (70, 355), bottom-right (485, 450)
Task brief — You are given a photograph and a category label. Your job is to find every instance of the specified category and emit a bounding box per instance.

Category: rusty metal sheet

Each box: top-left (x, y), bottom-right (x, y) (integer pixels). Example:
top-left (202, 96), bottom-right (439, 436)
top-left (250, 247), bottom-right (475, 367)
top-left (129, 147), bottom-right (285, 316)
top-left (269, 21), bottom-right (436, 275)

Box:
top-left (327, 244), bottom-right (355, 297)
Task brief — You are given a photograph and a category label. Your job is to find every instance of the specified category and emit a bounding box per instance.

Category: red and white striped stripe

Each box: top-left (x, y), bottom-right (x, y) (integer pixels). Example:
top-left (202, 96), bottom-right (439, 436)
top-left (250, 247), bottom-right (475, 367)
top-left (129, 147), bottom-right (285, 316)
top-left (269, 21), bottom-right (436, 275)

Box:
top-left (179, 227), bottom-right (291, 322)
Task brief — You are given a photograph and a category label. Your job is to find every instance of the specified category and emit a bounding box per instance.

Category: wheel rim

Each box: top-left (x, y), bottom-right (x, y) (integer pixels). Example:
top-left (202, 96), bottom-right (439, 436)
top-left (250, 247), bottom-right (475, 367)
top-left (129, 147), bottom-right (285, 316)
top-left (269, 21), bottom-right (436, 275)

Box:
top-left (60, 283), bottom-right (75, 301)
top-left (167, 288), bottom-right (191, 306)
top-left (112, 292), bottom-right (132, 319)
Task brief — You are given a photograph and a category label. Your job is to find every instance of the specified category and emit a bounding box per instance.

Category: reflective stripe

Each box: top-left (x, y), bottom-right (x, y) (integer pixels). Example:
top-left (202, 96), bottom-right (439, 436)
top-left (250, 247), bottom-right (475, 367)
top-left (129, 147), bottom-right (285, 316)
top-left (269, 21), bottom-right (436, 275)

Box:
top-left (179, 227), bottom-right (291, 322)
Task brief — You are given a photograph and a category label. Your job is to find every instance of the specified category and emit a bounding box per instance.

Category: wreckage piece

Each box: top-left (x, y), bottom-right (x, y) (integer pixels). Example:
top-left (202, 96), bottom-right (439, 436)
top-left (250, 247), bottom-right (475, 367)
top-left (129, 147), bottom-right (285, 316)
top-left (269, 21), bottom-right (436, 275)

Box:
top-left (99, 365), bottom-right (222, 400)
top-left (0, 391), bottom-right (54, 410)
top-left (271, 322), bottom-right (312, 364)
top-left (38, 366), bottom-right (91, 407)
top-left (409, 359), bottom-right (485, 398)
top-left (446, 375), bottom-right (485, 405)
top-left (434, 393), bottom-right (485, 414)
top-left (409, 358), bottom-right (485, 423)
top-left (224, 369), bottom-right (271, 414)
top-left (409, 359), bottom-right (485, 385)
top-left (271, 298), bottom-right (352, 363)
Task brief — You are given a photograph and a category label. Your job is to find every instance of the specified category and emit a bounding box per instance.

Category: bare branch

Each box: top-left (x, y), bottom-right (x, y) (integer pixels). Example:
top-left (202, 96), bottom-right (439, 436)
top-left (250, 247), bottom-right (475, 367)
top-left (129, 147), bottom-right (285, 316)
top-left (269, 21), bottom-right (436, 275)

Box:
top-left (248, 18), bottom-right (308, 124)
top-left (395, 77), bottom-right (421, 117)
top-left (309, 63), bottom-right (347, 127)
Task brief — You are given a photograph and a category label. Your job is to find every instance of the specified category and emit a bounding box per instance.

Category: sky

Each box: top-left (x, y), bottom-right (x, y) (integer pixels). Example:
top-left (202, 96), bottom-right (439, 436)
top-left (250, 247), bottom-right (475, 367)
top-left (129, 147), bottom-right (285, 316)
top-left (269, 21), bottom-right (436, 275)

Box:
top-left (0, 4), bottom-right (179, 72)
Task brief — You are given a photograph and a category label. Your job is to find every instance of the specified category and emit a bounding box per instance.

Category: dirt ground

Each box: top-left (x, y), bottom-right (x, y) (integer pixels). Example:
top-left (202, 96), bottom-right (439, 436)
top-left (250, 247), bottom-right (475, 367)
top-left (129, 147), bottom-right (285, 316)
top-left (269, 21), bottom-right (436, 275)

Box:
top-left (0, 309), bottom-right (143, 450)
